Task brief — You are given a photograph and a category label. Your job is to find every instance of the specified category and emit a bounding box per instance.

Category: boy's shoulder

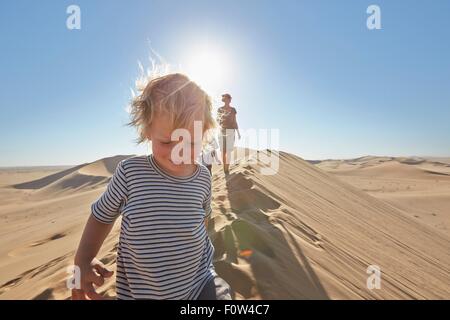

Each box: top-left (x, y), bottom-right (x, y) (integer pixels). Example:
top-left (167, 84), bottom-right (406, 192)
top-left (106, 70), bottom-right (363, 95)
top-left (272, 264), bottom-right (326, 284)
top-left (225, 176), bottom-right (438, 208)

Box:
top-left (118, 155), bottom-right (149, 170)
top-left (197, 163), bottom-right (212, 180)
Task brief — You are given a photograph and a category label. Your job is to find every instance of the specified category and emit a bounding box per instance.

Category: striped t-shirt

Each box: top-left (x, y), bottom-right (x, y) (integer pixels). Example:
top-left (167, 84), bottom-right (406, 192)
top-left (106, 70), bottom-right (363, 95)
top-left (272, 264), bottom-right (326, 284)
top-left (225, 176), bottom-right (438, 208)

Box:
top-left (91, 154), bottom-right (216, 300)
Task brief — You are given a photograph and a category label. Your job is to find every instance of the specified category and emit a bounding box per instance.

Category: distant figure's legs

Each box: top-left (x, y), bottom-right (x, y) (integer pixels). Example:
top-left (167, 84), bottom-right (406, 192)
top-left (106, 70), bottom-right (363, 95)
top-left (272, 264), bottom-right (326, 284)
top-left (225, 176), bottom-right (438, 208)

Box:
top-left (219, 129), bottom-right (235, 175)
top-left (222, 149), bottom-right (229, 174)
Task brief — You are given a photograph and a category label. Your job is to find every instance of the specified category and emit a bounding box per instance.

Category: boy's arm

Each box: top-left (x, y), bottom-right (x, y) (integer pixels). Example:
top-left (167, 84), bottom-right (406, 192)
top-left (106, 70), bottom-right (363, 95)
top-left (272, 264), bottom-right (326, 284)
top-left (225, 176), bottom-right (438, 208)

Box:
top-left (72, 215), bottom-right (115, 300)
top-left (74, 215), bottom-right (114, 266)
top-left (76, 160), bottom-right (127, 263)
top-left (73, 161), bottom-right (127, 299)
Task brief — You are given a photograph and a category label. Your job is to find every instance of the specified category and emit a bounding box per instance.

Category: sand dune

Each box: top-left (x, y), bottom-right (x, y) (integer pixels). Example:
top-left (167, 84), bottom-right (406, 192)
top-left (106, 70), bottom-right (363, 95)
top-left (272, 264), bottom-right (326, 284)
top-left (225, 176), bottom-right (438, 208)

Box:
top-left (12, 156), bottom-right (133, 198)
top-left (77, 155), bottom-right (133, 177)
top-left (0, 151), bottom-right (449, 299)
top-left (0, 166), bottom-right (72, 187)
top-left (313, 156), bottom-right (450, 233)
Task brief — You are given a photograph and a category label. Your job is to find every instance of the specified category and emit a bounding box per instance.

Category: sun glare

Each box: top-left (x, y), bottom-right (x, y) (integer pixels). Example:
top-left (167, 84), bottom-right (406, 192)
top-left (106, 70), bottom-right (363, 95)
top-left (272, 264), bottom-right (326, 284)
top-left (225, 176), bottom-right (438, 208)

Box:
top-left (183, 46), bottom-right (231, 95)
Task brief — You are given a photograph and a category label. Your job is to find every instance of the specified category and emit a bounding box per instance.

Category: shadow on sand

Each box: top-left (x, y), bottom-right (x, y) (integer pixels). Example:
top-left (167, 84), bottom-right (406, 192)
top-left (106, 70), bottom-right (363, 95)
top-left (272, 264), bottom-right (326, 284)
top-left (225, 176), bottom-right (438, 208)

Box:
top-left (210, 171), bottom-right (329, 300)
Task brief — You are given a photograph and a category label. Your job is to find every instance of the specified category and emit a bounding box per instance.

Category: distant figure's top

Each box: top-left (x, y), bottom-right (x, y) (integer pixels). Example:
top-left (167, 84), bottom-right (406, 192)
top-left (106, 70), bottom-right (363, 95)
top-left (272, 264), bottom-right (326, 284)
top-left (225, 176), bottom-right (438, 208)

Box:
top-left (217, 106), bottom-right (238, 129)
top-left (91, 155), bottom-right (215, 299)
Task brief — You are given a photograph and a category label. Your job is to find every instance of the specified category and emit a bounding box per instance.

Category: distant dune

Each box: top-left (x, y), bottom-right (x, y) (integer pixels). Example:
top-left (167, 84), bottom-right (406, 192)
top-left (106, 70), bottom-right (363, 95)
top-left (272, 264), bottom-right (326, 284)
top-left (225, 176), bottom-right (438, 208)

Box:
top-left (0, 151), bottom-right (449, 299)
top-left (313, 156), bottom-right (450, 233)
top-left (13, 155), bottom-right (133, 197)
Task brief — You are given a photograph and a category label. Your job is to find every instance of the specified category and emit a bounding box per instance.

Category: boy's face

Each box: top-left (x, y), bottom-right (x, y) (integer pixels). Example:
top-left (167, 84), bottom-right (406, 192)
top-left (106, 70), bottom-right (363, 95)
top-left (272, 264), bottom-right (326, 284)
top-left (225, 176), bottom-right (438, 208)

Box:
top-left (148, 112), bottom-right (204, 175)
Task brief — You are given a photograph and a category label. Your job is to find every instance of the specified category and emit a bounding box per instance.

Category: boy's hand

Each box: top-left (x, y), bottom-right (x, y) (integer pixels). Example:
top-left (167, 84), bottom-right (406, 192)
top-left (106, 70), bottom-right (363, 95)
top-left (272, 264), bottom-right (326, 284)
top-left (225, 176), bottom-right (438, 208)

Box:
top-left (71, 258), bottom-right (114, 300)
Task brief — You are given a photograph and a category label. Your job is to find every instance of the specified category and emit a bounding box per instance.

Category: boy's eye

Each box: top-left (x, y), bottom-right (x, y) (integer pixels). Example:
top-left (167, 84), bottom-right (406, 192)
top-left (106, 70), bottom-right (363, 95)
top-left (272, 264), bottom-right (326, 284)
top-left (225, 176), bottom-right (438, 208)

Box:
top-left (161, 141), bottom-right (173, 145)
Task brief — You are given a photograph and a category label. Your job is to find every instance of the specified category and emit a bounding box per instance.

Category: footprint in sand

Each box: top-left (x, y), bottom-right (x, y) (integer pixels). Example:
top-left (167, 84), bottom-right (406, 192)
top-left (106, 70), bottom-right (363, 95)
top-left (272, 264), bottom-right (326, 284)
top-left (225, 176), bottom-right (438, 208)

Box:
top-left (8, 232), bottom-right (67, 257)
top-left (215, 195), bottom-right (227, 202)
top-left (227, 188), bottom-right (281, 213)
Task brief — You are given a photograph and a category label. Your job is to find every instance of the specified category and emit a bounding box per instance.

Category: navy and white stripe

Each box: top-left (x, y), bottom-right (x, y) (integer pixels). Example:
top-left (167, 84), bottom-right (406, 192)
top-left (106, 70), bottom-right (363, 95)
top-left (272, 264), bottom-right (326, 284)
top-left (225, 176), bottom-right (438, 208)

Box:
top-left (91, 154), bottom-right (216, 300)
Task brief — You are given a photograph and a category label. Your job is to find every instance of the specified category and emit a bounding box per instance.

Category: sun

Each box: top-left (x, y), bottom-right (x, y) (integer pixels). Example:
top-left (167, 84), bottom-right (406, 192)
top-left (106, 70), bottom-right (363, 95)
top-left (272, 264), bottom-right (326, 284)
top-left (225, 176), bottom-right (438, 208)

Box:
top-left (183, 46), bottom-right (231, 95)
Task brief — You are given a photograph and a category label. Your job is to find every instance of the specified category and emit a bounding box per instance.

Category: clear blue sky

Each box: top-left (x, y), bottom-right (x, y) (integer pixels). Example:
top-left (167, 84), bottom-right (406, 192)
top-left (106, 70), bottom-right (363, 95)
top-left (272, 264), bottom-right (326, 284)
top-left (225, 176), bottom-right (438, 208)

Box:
top-left (1, 0), bottom-right (449, 166)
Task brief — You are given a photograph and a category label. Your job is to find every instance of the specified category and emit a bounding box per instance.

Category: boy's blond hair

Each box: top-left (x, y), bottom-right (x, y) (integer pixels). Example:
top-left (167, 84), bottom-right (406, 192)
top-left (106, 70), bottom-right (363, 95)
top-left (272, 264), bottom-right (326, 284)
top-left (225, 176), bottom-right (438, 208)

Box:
top-left (129, 73), bottom-right (216, 143)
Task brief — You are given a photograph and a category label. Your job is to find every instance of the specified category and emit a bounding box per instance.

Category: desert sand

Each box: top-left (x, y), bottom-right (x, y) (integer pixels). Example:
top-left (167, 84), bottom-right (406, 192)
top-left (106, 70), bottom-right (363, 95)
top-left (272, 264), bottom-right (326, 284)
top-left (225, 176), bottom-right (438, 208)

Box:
top-left (0, 151), bottom-right (449, 299)
top-left (314, 156), bottom-right (450, 233)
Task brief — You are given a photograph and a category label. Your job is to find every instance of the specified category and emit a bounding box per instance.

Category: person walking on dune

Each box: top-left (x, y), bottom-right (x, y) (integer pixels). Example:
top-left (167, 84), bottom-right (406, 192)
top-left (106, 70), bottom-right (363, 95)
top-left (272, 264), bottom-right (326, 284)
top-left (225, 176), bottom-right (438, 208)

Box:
top-left (217, 93), bottom-right (240, 175)
top-left (73, 73), bottom-right (232, 300)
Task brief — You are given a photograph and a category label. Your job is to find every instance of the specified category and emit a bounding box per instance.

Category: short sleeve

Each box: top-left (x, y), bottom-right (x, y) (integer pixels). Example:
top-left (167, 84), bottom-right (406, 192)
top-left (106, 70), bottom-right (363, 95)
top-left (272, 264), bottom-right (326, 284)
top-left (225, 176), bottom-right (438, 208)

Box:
top-left (203, 181), bottom-right (212, 219)
top-left (91, 160), bottom-right (128, 224)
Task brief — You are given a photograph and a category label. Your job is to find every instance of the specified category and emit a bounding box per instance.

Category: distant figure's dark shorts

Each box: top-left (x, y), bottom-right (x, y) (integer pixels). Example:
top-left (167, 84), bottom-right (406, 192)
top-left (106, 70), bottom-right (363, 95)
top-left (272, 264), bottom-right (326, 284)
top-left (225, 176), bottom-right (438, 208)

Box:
top-left (197, 275), bottom-right (232, 300)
